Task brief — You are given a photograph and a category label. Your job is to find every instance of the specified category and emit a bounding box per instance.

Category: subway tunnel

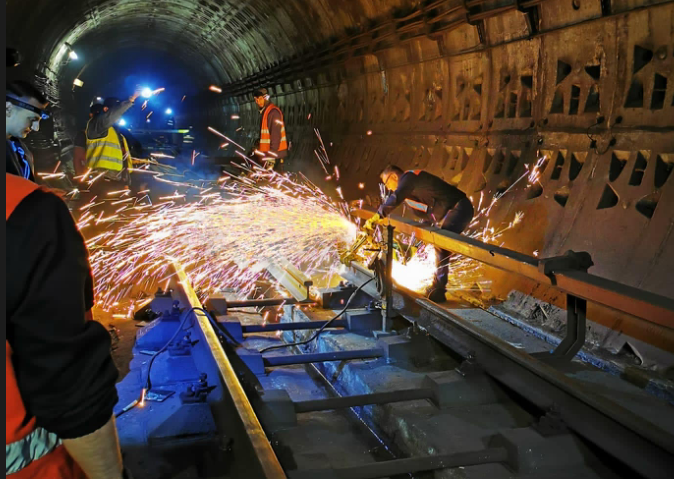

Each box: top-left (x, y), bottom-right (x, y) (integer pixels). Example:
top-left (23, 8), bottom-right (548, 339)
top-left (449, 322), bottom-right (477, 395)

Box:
top-left (5, 0), bottom-right (674, 476)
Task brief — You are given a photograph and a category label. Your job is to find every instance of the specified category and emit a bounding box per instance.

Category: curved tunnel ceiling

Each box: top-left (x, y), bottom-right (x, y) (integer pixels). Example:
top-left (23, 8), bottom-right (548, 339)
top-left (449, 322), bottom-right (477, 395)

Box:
top-left (7, 0), bottom-right (405, 88)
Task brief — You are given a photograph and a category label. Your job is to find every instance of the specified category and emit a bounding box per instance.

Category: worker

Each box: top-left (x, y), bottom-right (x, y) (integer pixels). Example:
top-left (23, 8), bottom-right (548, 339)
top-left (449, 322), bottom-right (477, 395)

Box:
top-left (73, 103), bottom-right (104, 176)
top-left (6, 81), bottom-right (49, 181)
top-left (85, 92), bottom-right (141, 186)
top-left (364, 165), bottom-right (475, 303)
top-left (253, 88), bottom-right (288, 172)
top-left (6, 173), bottom-right (129, 478)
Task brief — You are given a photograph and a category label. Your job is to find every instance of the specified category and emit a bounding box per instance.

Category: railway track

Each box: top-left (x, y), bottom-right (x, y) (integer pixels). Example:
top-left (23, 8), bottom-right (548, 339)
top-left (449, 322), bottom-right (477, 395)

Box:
top-left (115, 213), bottom-right (674, 478)
top-left (112, 254), bottom-right (673, 478)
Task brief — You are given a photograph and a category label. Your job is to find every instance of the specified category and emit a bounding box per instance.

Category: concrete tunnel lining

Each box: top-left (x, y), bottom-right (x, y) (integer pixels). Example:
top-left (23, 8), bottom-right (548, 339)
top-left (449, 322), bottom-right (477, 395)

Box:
top-left (6, 0), bottom-right (674, 360)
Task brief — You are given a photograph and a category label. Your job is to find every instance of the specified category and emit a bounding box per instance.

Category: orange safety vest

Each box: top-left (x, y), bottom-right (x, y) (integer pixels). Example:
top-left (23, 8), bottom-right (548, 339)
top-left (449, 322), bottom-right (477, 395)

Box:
top-left (259, 104), bottom-right (288, 153)
top-left (5, 173), bottom-right (86, 478)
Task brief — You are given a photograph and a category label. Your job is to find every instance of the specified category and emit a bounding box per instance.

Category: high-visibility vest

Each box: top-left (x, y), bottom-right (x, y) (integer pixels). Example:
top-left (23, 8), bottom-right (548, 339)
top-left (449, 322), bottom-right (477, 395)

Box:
top-left (259, 104), bottom-right (288, 153)
top-left (5, 173), bottom-right (86, 478)
top-left (85, 124), bottom-right (132, 172)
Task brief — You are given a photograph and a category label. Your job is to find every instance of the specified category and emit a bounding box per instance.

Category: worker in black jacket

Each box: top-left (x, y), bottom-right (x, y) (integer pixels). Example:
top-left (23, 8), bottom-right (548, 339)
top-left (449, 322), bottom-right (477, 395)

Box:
top-left (6, 173), bottom-right (128, 478)
top-left (364, 165), bottom-right (474, 303)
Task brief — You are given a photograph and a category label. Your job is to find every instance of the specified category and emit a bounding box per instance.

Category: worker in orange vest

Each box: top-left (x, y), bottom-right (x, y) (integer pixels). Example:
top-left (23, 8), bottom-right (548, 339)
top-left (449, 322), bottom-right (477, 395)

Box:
top-left (6, 173), bottom-right (129, 478)
top-left (253, 88), bottom-right (288, 172)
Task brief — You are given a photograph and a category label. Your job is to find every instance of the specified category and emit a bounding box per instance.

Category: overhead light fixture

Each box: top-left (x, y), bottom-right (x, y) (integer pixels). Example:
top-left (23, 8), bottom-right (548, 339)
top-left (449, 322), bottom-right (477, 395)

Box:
top-left (73, 78), bottom-right (84, 87)
top-left (69, 50), bottom-right (78, 60)
top-left (209, 85), bottom-right (222, 93)
top-left (165, 108), bottom-right (172, 115)
top-left (141, 87), bottom-right (153, 98)
top-left (118, 118), bottom-right (127, 126)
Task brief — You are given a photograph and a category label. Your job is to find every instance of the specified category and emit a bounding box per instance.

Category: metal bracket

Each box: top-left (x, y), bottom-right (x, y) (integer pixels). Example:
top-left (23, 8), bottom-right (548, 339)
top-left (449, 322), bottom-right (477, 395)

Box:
top-left (552, 294), bottom-right (587, 361)
top-left (538, 250), bottom-right (594, 286)
top-left (534, 250), bottom-right (592, 362)
top-left (515, 0), bottom-right (541, 35)
top-left (455, 354), bottom-right (483, 377)
top-left (180, 373), bottom-right (216, 403)
top-left (534, 405), bottom-right (569, 437)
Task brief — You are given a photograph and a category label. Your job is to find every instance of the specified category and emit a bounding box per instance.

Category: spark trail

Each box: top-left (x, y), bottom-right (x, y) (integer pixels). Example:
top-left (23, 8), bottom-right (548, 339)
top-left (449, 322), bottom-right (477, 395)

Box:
top-left (85, 170), bottom-right (356, 311)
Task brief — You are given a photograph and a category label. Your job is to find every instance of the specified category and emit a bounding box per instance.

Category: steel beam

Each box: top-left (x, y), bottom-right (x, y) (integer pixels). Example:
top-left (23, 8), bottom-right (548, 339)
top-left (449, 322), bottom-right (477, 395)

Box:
top-left (352, 208), bottom-right (674, 326)
top-left (263, 348), bottom-right (383, 367)
top-left (288, 447), bottom-right (509, 479)
top-left (243, 319), bottom-right (347, 333)
top-left (293, 388), bottom-right (431, 413)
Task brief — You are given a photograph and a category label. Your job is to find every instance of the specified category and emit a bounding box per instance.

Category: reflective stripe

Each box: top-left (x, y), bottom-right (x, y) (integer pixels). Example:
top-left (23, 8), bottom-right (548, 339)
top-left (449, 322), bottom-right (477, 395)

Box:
top-left (404, 199), bottom-right (429, 212)
top-left (6, 427), bottom-right (61, 475)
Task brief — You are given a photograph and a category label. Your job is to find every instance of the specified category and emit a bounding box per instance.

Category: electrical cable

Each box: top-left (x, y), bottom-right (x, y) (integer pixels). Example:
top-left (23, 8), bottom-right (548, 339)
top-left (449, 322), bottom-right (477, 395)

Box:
top-left (258, 277), bottom-right (375, 354)
top-left (115, 306), bottom-right (197, 418)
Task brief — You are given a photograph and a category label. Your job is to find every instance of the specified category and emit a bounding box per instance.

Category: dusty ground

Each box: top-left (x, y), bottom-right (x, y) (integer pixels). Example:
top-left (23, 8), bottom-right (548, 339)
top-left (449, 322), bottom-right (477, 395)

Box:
top-left (93, 309), bottom-right (139, 382)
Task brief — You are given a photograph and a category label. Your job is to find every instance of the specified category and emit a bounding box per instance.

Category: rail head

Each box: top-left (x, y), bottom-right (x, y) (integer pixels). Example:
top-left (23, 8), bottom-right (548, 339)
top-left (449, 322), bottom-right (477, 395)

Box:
top-left (170, 262), bottom-right (287, 479)
top-left (351, 208), bottom-right (674, 326)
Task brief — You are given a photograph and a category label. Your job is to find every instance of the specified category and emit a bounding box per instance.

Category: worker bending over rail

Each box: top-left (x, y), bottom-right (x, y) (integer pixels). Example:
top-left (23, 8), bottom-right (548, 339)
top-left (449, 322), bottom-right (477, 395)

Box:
top-left (365, 165), bottom-right (474, 303)
top-left (6, 173), bottom-right (129, 478)
top-left (253, 88), bottom-right (288, 172)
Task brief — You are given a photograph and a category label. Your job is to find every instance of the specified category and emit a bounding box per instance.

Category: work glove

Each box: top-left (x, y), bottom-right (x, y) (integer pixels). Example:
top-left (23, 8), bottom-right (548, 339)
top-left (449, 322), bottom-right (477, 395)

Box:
top-left (363, 213), bottom-right (381, 232)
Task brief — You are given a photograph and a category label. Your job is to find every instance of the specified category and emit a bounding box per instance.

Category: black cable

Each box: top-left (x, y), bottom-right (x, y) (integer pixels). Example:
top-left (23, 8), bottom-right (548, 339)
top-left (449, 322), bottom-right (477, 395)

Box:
top-left (116, 306), bottom-right (197, 418)
top-left (145, 307), bottom-right (199, 391)
top-left (258, 277), bottom-right (375, 354)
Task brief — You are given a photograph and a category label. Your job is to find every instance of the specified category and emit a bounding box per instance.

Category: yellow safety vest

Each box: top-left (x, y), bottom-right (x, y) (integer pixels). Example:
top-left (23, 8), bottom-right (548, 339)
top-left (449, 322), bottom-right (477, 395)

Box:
top-left (85, 124), bottom-right (132, 172)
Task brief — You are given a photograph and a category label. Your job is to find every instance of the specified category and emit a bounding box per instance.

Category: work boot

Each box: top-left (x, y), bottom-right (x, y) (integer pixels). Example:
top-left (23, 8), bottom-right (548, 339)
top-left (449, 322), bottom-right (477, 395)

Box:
top-left (426, 287), bottom-right (447, 304)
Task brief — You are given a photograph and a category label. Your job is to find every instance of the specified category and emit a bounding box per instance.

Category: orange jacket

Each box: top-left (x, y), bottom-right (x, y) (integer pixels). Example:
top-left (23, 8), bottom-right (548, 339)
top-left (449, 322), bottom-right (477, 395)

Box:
top-left (5, 173), bottom-right (85, 478)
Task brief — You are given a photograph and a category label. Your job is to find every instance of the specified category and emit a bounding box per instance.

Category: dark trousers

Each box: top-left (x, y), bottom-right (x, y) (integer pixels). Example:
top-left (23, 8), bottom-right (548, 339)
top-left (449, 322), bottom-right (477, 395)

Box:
top-left (433, 197), bottom-right (474, 290)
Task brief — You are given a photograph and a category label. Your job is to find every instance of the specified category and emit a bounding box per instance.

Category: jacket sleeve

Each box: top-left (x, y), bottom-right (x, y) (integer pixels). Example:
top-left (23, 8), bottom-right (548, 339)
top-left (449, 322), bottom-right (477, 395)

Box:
top-left (6, 190), bottom-right (118, 439)
top-left (377, 173), bottom-right (414, 217)
top-left (87, 101), bottom-right (134, 139)
top-left (267, 108), bottom-right (282, 154)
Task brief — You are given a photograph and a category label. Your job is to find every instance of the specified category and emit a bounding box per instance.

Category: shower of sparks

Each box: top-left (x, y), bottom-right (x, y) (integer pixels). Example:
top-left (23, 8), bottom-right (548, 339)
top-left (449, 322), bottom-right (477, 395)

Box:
top-left (84, 169), bottom-right (356, 311)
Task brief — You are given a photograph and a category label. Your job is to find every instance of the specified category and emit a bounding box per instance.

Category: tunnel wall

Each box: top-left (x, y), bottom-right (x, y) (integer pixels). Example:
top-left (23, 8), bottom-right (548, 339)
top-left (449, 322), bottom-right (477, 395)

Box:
top-left (214, 0), bottom-right (674, 351)
top-left (6, 0), bottom-right (672, 353)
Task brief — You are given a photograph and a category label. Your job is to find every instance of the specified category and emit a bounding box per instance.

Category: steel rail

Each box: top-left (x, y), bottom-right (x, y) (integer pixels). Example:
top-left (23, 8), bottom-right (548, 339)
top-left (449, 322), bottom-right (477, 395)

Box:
top-left (352, 208), bottom-right (674, 326)
top-left (170, 263), bottom-right (287, 479)
top-left (342, 262), bottom-right (674, 478)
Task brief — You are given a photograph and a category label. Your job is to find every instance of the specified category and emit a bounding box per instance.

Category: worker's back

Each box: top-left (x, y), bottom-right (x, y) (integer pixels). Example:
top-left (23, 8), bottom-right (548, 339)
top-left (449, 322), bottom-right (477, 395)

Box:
top-left (399, 169), bottom-right (467, 220)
